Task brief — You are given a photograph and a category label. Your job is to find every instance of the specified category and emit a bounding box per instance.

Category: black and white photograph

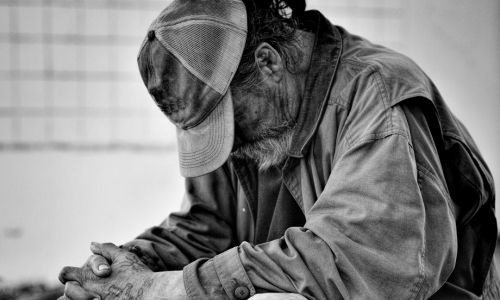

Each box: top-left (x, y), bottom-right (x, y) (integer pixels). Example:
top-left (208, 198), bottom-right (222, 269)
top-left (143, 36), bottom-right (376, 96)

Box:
top-left (0, 0), bottom-right (499, 299)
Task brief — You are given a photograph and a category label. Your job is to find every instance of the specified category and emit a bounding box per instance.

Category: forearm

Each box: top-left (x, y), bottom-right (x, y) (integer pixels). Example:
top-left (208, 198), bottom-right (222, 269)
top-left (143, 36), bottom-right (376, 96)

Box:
top-left (124, 164), bottom-right (238, 271)
top-left (122, 220), bottom-right (234, 271)
top-left (149, 271), bottom-right (188, 299)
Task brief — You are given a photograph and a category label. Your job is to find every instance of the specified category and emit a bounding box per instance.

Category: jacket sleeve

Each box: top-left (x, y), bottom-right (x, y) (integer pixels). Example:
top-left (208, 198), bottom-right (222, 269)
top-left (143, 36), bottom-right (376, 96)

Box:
top-left (121, 163), bottom-right (238, 271)
top-left (183, 132), bottom-right (458, 300)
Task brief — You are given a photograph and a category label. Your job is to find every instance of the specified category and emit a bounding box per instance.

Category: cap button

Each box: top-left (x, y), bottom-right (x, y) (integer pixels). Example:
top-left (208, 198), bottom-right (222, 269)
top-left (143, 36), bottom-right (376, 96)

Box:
top-left (234, 286), bottom-right (249, 299)
top-left (147, 30), bottom-right (155, 41)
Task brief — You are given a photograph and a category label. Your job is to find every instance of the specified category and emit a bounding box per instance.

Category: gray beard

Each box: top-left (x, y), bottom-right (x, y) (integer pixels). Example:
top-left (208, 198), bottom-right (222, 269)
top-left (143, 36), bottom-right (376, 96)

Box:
top-left (231, 129), bottom-right (293, 171)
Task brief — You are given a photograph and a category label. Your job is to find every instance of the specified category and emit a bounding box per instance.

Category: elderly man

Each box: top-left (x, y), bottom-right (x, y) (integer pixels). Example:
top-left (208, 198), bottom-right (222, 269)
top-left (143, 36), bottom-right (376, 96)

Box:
top-left (59, 0), bottom-right (499, 299)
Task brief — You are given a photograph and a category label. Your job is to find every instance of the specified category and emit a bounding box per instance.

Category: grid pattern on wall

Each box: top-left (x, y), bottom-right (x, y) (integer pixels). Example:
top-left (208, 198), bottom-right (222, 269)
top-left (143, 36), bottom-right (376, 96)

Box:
top-left (0, 0), bottom-right (407, 151)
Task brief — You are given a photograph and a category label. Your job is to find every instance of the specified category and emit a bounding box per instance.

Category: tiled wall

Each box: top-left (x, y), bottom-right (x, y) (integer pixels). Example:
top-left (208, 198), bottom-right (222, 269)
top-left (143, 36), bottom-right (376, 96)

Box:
top-left (0, 0), bottom-right (175, 150)
top-left (0, 0), bottom-right (407, 150)
top-left (308, 0), bottom-right (408, 52)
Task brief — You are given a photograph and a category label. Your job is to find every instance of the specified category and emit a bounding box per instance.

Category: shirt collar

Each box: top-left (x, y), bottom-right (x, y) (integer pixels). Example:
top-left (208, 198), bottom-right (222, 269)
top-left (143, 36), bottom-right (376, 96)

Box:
top-left (288, 10), bottom-right (343, 157)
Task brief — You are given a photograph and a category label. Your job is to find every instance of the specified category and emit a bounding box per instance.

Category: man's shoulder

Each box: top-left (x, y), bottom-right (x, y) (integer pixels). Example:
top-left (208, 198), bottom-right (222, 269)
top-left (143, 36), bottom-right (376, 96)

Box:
top-left (318, 29), bottom-right (439, 149)
top-left (333, 28), bottom-right (434, 106)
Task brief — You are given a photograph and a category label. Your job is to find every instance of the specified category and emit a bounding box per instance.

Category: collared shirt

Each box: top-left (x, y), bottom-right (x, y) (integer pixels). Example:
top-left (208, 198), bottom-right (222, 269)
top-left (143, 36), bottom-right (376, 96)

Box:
top-left (123, 11), bottom-right (499, 300)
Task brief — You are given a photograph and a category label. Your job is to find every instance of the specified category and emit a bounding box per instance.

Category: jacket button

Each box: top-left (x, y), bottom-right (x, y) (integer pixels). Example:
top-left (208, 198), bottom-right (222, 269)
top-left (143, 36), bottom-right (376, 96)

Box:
top-left (234, 286), bottom-right (249, 299)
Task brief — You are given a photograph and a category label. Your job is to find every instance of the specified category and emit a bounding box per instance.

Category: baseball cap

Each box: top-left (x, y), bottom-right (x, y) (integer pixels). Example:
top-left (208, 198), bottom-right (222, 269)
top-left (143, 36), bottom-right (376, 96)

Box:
top-left (138, 0), bottom-right (247, 177)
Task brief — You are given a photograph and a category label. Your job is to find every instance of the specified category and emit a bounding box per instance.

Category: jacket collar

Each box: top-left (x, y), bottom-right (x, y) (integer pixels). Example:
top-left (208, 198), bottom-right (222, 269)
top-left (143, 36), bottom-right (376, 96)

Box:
top-left (288, 11), bottom-right (342, 157)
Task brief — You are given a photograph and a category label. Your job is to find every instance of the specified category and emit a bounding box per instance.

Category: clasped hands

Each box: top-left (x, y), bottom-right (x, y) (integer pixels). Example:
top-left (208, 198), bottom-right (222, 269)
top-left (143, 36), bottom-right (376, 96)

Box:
top-left (58, 242), bottom-right (186, 300)
top-left (59, 242), bottom-right (307, 300)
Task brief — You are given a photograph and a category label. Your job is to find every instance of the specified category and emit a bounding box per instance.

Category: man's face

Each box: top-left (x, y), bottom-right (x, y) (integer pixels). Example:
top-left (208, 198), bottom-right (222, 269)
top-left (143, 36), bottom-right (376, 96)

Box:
top-left (138, 39), bottom-right (218, 129)
top-left (229, 52), bottom-right (301, 170)
top-left (231, 83), bottom-right (295, 145)
top-left (139, 39), bottom-right (188, 118)
top-left (230, 81), bottom-right (297, 170)
top-left (230, 41), bottom-right (303, 147)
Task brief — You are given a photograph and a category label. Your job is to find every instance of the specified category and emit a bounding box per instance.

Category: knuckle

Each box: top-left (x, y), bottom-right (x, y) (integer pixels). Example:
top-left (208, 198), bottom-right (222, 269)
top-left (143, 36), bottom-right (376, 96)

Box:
top-left (102, 242), bottom-right (116, 248)
top-left (60, 266), bottom-right (71, 275)
top-left (85, 254), bottom-right (95, 266)
top-left (58, 266), bottom-right (71, 283)
top-left (89, 254), bottom-right (101, 265)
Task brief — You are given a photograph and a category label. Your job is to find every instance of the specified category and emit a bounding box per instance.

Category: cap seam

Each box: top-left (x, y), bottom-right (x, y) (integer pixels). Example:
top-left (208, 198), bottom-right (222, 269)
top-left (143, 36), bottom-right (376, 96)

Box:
top-left (179, 103), bottom-right (223, 159)
top-left (152, 16), bottom-right (247, 35)
top-left (179, 134), bottom-right (222, 163)
top-left (179, 109), bottom-right (225, 164)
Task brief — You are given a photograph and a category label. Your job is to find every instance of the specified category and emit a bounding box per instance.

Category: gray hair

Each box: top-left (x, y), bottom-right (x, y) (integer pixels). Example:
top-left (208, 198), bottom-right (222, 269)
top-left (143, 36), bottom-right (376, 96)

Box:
top-left (231, 0), bottom-right (305, 91)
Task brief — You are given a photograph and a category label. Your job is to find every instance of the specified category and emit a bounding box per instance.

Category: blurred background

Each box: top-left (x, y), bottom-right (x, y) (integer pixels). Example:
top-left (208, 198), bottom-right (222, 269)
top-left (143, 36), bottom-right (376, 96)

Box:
top-left (0, 0), bottom-right (499, 297)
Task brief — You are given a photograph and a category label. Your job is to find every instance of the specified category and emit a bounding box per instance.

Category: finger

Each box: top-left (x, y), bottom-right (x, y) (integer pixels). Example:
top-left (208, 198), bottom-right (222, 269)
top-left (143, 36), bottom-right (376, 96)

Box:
top-left (57, 296), bottom-right (71, 300)
top-left (59, 266), bottom-right (83, 284)
top-left (88, 254), bottom-right (111, 277)
top-left (64, 281), bottom-right (99, 300)
top-left (90, 242), bottom-right (122, 262)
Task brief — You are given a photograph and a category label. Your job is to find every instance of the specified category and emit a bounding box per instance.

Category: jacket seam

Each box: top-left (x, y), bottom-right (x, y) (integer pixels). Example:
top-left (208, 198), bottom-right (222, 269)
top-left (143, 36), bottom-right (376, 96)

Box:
top-left (341, 57), bottom-right (370, 69)
top-left (408, 169), bottom-right (437, 299)
top-left (416, 159), bottom-right (456, 221)
top-left (333, 58), bottom-right (368, 107)
top-left (234, 245), bottom-right (255, 294)
top-left (211, 259), bottom-right (229, 298)
top-left (347, 129), bottom-right (410, 150)
top-left (330, 100), bottom-right (354, 151)
top-left (339, 64), bottom-right (395, 149)
top-left (409, 164), bottom-right (456, 299)
top-left (334, 131), bottom-right (413, 172)
top-left (372, 70), bottom-right (393, 133)
top-left (408, 224), bottom-right (427, 300)
top-left (328, 95), bottom-right (348, 108)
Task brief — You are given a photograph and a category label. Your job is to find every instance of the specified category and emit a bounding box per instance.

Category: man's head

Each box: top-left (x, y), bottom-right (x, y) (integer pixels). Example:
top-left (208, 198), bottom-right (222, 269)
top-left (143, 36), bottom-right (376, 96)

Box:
top-left (229, 2), bottom-right (310, 170)
top-left (138, 0), bottom-right (309, 176)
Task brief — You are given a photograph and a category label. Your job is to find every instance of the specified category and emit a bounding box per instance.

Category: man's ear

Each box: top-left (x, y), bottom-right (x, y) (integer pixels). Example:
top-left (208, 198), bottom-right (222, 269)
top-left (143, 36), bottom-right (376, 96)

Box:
top-left (255, 43), bottom-right (283, 83)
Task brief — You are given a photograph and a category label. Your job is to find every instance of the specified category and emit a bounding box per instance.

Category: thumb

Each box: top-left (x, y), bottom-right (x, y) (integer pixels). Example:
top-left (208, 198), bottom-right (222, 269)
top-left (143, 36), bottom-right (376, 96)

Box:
top-left (88, 254), bottom-right (111, 277)
top-left (90, 242), bottom-right (122, 262)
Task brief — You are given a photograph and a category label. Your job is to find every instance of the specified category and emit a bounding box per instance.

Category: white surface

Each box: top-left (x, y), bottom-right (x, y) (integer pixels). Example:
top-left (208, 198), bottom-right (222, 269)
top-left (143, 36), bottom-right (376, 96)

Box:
top-left (0, 0), bottom-right (499, 285)
top-left (0, 151), bottom-right (184, 283)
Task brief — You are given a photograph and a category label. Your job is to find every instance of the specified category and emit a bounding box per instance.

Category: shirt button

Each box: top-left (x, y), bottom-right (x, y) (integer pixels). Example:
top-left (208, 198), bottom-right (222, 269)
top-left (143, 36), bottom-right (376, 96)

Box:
top-left (234, 286), bottom-right (250, 299)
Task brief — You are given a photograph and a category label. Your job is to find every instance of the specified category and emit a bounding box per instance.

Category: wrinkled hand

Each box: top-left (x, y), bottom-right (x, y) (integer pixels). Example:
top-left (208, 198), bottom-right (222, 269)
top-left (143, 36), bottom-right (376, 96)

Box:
top-left (57, 245), bottom-right (111, 300)
top-left (58, 242), bottom-right (186, 300)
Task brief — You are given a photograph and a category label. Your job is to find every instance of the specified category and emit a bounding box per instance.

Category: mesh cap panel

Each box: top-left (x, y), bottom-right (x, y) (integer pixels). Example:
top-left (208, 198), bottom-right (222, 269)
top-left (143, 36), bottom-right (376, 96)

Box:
top-left (155, 21), bottom-right (246, 94)
top-left (154, 0), bottom-right (245, 30)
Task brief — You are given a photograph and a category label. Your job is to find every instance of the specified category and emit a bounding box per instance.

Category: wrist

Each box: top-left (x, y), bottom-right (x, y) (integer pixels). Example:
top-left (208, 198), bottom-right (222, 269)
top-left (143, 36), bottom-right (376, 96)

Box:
top-left (149, 271), bottom-right (187, 299)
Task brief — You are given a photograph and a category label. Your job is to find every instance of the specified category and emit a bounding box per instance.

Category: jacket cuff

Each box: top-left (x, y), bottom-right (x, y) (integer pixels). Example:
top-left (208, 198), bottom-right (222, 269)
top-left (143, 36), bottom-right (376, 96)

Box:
top-left (183, 247), bottom-right (256, 300)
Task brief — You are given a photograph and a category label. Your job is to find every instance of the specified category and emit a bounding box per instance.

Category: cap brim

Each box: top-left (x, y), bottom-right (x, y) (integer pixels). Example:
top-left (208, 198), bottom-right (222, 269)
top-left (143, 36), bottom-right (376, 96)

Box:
top-left (176, 91), bottom-right (234, 177)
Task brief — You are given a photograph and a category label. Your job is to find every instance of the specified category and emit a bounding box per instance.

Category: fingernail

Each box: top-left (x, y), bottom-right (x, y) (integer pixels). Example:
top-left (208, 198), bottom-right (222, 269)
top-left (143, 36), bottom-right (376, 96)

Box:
top-left (98, 264), bottom-right (110, 271)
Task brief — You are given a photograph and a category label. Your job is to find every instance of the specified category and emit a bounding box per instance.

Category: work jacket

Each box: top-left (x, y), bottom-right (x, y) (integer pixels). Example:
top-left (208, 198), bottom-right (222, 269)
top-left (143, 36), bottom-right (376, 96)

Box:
top-left (124, 11), bottom-right (499, 300)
